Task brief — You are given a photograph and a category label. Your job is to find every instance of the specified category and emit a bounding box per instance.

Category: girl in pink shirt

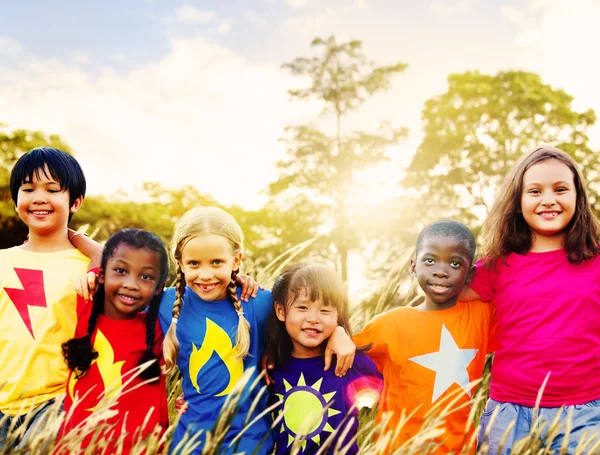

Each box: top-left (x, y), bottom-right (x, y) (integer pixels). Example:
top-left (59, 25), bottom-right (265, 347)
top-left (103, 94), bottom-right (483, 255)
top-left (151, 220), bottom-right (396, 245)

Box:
top-left (461, 146), bottom-right (600, 454)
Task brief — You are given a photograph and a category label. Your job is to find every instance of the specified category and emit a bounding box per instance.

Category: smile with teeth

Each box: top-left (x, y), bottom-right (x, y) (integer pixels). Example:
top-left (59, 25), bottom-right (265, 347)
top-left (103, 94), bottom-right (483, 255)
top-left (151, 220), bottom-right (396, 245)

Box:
top-left (30, 210), bottom-right (52, 215)
top-left (302, 328), bottom-right (321, 336)
top-left (428, 283), bottom-right (450, 293)
top-left (117, 293), bottom-right (139, 304)
top-left (197, 283), bottom-right (218, 292)
top-left (538, 211), bottom-right (560, 219)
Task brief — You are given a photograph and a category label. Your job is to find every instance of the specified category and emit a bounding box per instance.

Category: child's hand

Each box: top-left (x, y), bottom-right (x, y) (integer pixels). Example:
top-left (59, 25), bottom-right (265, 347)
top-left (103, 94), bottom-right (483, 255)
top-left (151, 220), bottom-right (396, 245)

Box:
top-left (175, 393), bottom-right (188, 414)
top-left (236, 274), bottom-right (263, 302)
top-left (74, 270), bottom-right (98, 301)
top-left (260, 352), bottom-right (275, 386)
top-left (324, 326), bottom-right (356, 377)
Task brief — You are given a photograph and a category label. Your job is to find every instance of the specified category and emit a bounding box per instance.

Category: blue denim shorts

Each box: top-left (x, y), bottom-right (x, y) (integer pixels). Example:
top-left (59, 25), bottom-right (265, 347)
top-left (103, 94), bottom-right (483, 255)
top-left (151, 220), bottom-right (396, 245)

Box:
top-left (0, 398), bottom-right (59, 451)
top-left (478, 398), bottom-right (600, 454)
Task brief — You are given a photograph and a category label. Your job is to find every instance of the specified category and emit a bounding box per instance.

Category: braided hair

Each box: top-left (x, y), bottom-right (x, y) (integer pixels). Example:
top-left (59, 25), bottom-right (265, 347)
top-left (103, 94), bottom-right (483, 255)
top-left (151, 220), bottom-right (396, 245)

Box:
top-left (62, 229), bottom-right (169, 380)
top-left (163, 207), bottom-right (251, 373)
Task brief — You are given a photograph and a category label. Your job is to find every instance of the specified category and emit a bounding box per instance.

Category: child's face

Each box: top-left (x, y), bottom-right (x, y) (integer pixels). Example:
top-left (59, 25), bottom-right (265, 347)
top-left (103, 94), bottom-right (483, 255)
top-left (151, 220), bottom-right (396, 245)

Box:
top-left (410, 235), bottom-right (474, 309)
top-left (100, 244), bottom-right (162, 320)
top-left (521, 159), bottom-right (576, 242)
top-left (179, 234), bottom-right (242, 301)
top-left (16, 165), bottom-right (82, 236)
top-left (275, 288), bottom-right (339, 358)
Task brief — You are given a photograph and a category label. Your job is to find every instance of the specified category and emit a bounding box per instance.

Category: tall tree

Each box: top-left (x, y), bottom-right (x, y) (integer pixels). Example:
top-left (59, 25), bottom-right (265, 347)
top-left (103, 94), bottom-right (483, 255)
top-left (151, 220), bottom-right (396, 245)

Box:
top-left (271, 36), bottom-right (408, 283)
top-left (403, 70), bottom-right (598, 227)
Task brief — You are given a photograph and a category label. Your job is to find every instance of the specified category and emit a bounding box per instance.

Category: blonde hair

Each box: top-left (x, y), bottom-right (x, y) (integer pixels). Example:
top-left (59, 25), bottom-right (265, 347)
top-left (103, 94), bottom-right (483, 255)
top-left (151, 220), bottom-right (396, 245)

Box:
top-left (163, 207), bottom-right (251, 375)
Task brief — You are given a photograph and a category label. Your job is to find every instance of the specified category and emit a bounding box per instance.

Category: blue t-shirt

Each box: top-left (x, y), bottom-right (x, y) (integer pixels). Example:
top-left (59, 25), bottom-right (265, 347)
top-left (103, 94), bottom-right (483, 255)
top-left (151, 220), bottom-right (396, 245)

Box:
top-left (272, 352), bottom-right (383, 455)
top-left (158, 286), bottom-right (274, 455)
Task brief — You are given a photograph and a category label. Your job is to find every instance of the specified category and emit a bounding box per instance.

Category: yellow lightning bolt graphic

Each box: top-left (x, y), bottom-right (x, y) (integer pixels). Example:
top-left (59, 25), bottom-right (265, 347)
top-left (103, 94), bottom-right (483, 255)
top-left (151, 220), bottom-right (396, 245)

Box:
top-left (189, 318), bottom-right (244, 397)
top-left (68, 329), bottom-right (126, 411)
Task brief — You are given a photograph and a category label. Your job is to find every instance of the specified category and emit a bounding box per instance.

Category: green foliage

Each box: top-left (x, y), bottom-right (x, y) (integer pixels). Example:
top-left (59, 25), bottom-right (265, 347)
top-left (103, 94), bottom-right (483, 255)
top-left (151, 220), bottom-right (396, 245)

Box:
top-left (272, 36), bottom-right (408, 283)
top-left (403, 70), bottom-right (598, 227)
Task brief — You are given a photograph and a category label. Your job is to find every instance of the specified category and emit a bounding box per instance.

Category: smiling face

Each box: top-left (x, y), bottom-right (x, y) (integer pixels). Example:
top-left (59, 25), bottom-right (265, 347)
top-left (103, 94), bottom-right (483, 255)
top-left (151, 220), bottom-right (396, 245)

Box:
top-left (100, 244), bottom-right (163, 320)
top-left (275, 288), bottom-right (339, 358)
top-left (15, 165), bottom-right (82, 237)
top-left (179, 234), bottom-right (242, 301)
top-left (520, 159), bottom-right (577, 249)
top-left (410, 235), bottom-right (475, 310)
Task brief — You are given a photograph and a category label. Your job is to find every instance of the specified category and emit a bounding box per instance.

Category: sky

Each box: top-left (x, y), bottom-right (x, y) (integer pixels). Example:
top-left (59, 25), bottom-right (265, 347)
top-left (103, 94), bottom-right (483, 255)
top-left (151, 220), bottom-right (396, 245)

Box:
top-left (2, 0), bottom-right (599, 211)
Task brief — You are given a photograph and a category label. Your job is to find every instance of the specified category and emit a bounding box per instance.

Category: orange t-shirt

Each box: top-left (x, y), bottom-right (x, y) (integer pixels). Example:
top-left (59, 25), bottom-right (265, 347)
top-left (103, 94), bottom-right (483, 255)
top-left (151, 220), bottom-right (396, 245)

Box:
top-left (353, 301), bottom-right (497, 454)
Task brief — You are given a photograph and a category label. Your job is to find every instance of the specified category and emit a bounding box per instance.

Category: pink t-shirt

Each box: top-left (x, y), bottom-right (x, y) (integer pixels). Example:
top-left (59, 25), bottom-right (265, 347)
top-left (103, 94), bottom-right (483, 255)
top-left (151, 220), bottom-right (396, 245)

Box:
top-left (471, 248), bottom-right (600, 407)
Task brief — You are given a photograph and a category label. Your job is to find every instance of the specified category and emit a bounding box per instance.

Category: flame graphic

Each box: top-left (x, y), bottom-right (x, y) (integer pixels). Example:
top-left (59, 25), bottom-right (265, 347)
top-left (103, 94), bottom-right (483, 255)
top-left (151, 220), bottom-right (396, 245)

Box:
top-left (68, 329), bottom-right (126, 411)
top-left (189, 318), bottom-right (244, 397)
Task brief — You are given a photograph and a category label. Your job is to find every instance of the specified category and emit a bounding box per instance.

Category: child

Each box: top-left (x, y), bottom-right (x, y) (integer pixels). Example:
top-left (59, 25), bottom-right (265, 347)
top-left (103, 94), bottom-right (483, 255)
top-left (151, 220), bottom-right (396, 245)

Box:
top-left (159, 206), bottom-right (355, 455)
top-left (459, 147), bottom-right (600, 454)
top-left (268, 262), bottom-right (383, 455)
top-left (353, 220), bottom-right (497, 454)
top-left (0, 147), bottom-right (91, 448)
top-left (57, 229), bottom-right (170, 453)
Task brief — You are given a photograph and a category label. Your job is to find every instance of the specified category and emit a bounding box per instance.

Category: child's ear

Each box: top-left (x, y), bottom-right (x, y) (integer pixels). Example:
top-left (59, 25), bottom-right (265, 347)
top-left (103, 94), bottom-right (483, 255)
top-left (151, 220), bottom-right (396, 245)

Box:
top-left (70, 196), bottom-right (83, 214)
top-left (232, 252), bottom-right (243, 272)
top-left (275, 302), bottom-right (286, 322)
top-left (409, 259), bottom-right (417, 277)
top-left (98, 268), bottom-right (106, 284)
top-left (465, 265), bottom-right (476, 284)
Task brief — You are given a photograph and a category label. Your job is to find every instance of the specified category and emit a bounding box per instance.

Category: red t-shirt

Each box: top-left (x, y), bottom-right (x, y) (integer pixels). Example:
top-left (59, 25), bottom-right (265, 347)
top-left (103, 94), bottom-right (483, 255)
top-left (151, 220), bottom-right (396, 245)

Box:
top-left (57, 304), bottom-right (168, 454)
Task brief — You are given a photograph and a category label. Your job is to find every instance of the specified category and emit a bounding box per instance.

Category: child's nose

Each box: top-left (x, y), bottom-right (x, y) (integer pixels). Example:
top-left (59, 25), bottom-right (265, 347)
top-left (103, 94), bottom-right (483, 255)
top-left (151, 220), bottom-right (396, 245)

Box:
top-left (123, 276), bottom-right (140, 289)
top-left (32, 191), bottom-right (47, 203)
top-left (433, 268), bottom-right (449, 278)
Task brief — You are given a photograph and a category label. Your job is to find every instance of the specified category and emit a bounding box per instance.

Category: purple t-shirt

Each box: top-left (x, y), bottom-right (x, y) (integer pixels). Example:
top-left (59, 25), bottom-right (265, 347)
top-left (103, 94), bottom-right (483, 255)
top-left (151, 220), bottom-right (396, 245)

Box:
top-left (272, 352), bottom-right (382, 455)
top-left (471, 249), bottom-right (600, 407)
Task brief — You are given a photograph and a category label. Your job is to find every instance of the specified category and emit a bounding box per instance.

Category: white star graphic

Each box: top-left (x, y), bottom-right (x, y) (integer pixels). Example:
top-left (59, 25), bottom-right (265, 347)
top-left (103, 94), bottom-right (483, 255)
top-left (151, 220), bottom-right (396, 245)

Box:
top-left (409, 324), bottom-right (478, 403)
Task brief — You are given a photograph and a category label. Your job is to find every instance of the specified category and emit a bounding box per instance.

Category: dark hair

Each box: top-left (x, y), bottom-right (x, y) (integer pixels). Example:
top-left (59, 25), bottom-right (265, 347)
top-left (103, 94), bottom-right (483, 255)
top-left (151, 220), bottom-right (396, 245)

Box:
top-left (268, 262), bottom-right (353, 367)
top-left (416, 220), bottom-right (476, 264)
top-left (62, 229), bottom-right (169, 381)
top-left (480, 146), bottom-right (600, 266)
top-left (10, 147), bottom-right (86, 220)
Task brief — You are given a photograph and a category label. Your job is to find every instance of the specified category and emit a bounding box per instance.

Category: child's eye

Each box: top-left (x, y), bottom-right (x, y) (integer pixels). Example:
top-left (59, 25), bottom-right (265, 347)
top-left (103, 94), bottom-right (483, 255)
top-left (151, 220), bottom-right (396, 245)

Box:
top-left (321, 309), bottom-right (332, 314)
top-left (188, 261), bottom-right (199, 267)
top-left (21, 188), bottom-right (33, 193)
top-left (114, 268), bottom-right (126, 274)
top-left (556, 187), bottom-right (567, 193)
top-left (212, 260), bottom-right (223, 266)
top-left (528, 189), bottom-right (540, 194)
top-left (450, 261), bottom-right (461, 268)
top-left (47, 189), bottom-right (60, 193)
top-left (424, 258), bottom-right (435, 265)
top-left (296, 305), bottom-right (308, 311)
top-left (141, 274), bottom-right (154, 281)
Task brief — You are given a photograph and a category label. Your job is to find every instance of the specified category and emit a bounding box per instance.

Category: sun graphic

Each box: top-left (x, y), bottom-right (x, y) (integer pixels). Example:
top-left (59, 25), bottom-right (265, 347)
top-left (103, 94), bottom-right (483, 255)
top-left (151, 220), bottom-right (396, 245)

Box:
top-left (276, 372), bottom-right (341, 452)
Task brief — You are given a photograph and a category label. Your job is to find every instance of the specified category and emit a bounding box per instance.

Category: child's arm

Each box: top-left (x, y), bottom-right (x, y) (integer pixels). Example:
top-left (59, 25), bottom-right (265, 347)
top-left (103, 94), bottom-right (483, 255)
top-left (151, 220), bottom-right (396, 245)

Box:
top-left (69, 230), bottom-right (102, 300)
top-left (458, 285), bottom-right (482, 302)
top-left (324, 326), bottom-right (356, 377)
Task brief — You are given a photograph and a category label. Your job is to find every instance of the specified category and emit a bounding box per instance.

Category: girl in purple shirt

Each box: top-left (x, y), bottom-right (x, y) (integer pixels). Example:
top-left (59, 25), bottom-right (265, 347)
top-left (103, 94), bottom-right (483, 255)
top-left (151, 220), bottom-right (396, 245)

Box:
top-left (460, 146), bottom-right (600, 454)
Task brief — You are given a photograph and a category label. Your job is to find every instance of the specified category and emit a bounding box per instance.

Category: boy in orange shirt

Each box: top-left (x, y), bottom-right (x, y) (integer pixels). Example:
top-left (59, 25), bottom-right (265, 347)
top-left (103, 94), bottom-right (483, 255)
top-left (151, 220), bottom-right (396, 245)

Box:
top-left (354, 220), bottom-right (497, 454)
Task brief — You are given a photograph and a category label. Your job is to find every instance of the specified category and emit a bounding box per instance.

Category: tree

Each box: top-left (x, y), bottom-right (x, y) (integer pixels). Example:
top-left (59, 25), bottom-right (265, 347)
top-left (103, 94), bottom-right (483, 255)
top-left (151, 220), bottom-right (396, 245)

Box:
top-left (403, 70), bottom-right (598, 227)
top-left (270, 36), bottom-right (408, 283)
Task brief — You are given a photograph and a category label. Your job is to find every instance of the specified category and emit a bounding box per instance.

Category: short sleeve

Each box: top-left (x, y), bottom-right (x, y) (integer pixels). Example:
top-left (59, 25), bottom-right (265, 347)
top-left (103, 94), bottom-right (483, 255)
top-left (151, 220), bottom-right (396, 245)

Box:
top-left (345, 353), bottom-right (384, 411)
top-left (353, 312), bottom-right (390, 364)
top-left (158, 287), bottom-right (176, 336)
top-left (470, 259), bottom-right (498, 302)
top-left (486, 302), bottom-right (499, 354)
top-left (247, 288), bottom-right (272, 351)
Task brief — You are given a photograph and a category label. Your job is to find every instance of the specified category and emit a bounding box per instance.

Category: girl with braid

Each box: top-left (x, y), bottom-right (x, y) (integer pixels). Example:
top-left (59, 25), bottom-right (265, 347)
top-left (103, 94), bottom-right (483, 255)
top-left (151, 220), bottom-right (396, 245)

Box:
top-left (159, 206), bottom-right (274, 455)
top-left (58, 229), bottom-right (169, 454)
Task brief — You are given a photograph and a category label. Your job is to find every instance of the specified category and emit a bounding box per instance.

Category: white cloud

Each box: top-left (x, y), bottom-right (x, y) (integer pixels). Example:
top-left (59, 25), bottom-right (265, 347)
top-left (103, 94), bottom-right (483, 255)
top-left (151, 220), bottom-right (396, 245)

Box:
top-left (218, 20), bottom-right (232, 34)
top-left (0, 37), bottom-right (322, 208)
top-left (285, 0), bottom-right (309, 9)
top-left (355, 0), bottom-right (367, 8)
top-left (244, 9), bottom-right (268, 26)
top-left (0, 36), bottom-right (22, 57)
top-left (168, 4), bottom-right (217, 24)
top-left (71, 52), bottom-right (91, 65)
top-left (429, 0), bottom-right (469, 17)
top-left (503, 0), bottom-right (600, 145)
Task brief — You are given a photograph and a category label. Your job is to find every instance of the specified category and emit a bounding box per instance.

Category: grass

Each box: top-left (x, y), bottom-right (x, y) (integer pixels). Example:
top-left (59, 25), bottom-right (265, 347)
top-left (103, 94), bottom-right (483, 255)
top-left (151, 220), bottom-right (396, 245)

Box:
top-left (2, 243), bottom-right (598, 454)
